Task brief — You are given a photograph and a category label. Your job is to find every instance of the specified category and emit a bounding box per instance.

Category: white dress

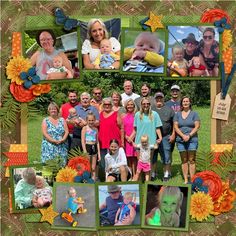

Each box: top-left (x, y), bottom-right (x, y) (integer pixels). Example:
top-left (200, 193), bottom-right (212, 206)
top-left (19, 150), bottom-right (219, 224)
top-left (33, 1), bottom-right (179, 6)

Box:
top-left (82, 37), bottom-right (120, 64)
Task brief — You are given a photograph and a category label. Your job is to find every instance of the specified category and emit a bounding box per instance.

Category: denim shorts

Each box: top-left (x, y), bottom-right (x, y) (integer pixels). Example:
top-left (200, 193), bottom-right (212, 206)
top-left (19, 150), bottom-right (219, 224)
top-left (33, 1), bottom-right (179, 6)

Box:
top-left (153, 135), bottom-right (174, 165)
top-left (176, 140), bottom-right (198, 152)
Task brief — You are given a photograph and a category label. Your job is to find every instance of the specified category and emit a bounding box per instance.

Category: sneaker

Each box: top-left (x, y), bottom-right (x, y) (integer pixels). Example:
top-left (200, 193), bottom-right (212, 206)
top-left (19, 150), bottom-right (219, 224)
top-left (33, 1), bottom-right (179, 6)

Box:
top-left (164, 171), bottom-right (169, 178)
top-left (151, 172), bottom-right (156, 181)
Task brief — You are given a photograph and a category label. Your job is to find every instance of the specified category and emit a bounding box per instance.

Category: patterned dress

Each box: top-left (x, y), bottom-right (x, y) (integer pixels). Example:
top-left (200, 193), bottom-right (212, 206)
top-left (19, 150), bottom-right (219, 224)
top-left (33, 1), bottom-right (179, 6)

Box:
top-left (41, 117), bottom-right (68, 165)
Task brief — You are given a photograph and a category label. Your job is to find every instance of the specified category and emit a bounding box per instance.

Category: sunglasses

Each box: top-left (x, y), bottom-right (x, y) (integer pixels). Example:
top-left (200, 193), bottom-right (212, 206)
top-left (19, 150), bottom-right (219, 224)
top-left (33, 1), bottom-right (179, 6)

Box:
top-left (186, 41), bottom-right (195, 45)
top-left (94, 92), bottom-right (101, 95)
top-left (109, 191), bottom-right (119, 194)
top-left (203, 35), bottom-right (213, 40)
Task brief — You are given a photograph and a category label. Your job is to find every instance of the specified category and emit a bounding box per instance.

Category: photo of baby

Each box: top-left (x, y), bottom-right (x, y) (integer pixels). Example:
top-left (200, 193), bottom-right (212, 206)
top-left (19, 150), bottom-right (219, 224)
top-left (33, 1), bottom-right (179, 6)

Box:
top-left (167, 26), bottom-right (219, 78)
top-left (144, 184), bottom-right (190, 230)
top-left (122, 30), bottom-right (165, 74)
top-left (13, 167), bottom-right (53, 210)
top-left (53, 183), bottom-right (96, 229)
top-left (98, 184), bottom-right (140, 227)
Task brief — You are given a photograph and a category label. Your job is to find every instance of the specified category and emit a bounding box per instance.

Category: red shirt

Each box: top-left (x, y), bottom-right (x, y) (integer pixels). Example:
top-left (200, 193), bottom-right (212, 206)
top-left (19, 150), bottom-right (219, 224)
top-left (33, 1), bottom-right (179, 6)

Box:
top-left (60, 102), bottom-right (79, 134)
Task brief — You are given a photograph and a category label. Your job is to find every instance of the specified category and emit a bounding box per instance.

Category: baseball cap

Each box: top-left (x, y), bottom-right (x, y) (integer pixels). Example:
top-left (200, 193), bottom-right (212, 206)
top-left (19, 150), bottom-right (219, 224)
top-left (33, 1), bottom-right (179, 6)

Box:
top-left (171, 85), bottom-right (180, 91)
top-left (154, 92), bottom-right (164, 98)
top-left (107, 185), bottom-right (120, 193)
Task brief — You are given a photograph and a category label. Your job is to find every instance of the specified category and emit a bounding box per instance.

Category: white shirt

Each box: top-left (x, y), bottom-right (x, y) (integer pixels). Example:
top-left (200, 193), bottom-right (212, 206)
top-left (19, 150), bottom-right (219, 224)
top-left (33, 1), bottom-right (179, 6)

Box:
top-left (121, 92), bottom-right (140, 106)
top-left (136, 144), bottom-right (154, 163)
top-left (105, 147), bottom-right (127, 174)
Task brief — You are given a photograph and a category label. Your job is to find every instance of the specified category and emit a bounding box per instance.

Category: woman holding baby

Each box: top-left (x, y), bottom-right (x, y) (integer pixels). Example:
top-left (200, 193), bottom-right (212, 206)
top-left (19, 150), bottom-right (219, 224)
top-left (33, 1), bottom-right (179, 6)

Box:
top-left (30, 29), bottom-right (73, 80)
top-left (82, 19), bottom-right (121, 69)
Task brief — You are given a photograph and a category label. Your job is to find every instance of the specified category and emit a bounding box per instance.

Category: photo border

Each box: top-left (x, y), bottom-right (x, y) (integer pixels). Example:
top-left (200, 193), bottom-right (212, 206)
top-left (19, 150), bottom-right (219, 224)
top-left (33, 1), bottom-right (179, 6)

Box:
top-left (120, 27), bottom-right (167, 76)
top-left (141, 181), bottom-right (191, 232)
top-left (23, 25), bottom-right (81, 83)
top-left (10, 164), bottom-right (54, 213)
top-left (52, 182), bottom-right (97, 231)
top-left (96, 181), bottom-right (142, 230)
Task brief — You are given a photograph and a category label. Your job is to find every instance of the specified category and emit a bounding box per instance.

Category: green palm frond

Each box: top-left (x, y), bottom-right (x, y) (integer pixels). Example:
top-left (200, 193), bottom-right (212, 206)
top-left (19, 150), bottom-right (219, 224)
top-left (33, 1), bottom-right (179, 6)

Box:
top-left (68, 147), bottom-right (88, 159)
top-left (196, 151), bottom-right (216, 172)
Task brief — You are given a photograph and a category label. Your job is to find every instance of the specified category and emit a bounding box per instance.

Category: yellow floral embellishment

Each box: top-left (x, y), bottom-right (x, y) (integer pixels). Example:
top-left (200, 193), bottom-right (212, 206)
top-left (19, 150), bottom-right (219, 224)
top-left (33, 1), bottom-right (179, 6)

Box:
top-left (39, 205), bottom-right (59, 225)
top-left (190, 192), bottom-right (214, 221)
top-left (144, 11), bottom-right (164, 32)
top-left (56, 166), bottom-right (77, 182)
top-left (6, 56), bottom-right (31, 85)
top-left (222, 30), bottom-right (232, 51)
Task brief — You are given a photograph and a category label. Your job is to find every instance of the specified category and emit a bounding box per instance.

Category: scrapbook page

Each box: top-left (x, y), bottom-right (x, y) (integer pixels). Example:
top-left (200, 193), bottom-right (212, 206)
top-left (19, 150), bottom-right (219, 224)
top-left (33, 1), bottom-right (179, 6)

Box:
top-left (1, 1), bottom-right (236, 235)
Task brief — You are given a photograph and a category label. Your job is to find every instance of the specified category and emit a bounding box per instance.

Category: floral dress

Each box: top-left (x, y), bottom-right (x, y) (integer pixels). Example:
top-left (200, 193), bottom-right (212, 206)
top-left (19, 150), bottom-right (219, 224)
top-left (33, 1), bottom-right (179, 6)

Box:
top-left (41, 117), bottom-right (68, 165)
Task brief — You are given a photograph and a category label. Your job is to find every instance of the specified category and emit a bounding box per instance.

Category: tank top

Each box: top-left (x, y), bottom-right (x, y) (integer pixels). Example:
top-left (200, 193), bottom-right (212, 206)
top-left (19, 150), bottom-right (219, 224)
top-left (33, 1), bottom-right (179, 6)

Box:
top-left (85, 128), bottom-right (97, 143)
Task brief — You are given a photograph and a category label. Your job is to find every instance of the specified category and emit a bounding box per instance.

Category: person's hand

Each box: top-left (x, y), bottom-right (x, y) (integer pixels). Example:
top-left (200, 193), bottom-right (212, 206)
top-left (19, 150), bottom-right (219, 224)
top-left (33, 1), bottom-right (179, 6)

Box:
top-left (147, 209), bottom-right (161, 226)
top-left (169, 134), bottom-right (176, 143)
top-left (183, 134), bottom-right (190, 142)
top-left (121, 215), bottom-right (133, 225)
top-left (94, 65), bottom-right (100, 69)
top-left (97, 155), bottom-right (101, 162)
top-left (108, 166), bottom-right (113, 172)
top-left (156, 138), bottom-right (162, 144)
top-left (131, 49), bottom-right (146, 60)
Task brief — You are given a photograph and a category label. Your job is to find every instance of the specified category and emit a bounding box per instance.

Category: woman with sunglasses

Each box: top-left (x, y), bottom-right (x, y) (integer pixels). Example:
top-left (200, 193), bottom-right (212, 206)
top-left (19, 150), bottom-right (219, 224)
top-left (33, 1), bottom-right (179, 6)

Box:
top-left (98, 98), bottom-right (122, 181)
top-left (199, 27), bottom-right (219, 77)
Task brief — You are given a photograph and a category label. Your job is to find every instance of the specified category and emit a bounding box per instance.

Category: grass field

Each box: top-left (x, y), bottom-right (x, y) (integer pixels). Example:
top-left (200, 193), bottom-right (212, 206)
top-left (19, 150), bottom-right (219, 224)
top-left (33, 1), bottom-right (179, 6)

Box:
top-left (28, 106), bottom-right (211, 178)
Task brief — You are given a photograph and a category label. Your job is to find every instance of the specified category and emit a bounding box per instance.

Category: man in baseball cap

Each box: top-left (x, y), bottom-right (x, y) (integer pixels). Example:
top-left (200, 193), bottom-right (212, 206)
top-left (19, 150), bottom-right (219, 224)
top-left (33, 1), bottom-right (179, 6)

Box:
top-left (165, 85), bottom-right (181, 113)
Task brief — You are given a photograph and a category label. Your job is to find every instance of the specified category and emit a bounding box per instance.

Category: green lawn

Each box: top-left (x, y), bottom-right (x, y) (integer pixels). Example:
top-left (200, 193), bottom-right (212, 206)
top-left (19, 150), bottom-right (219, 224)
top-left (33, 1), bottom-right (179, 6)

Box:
top-left (28, 106), bottom-right (211, 178)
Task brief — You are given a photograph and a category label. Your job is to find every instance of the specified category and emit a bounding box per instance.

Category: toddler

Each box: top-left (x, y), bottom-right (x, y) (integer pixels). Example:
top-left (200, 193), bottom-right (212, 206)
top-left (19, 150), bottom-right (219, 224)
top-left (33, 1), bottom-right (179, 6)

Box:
top-left (133, 135), bottom-right (158, 181)
top-left (47, 55), bottom-right (73, 79)
top-left (146, 186), bottom-right (183, 227)
top-left (114, 192), bottom-right (136, 226)
top-left (81, 112), bottom-right (101, 181)
top-left (169, 46), bottom-right (188, 77)
top-left (189, 56), bottom-right (209, 77)
top-left (124, 32), bottom-right (164, 67)
top-left (67, 187), bottom-right (87, 215)
top-left (94, 39), bottom-right (120, 69)
top-left (32, 176), bottom-right (52, 208)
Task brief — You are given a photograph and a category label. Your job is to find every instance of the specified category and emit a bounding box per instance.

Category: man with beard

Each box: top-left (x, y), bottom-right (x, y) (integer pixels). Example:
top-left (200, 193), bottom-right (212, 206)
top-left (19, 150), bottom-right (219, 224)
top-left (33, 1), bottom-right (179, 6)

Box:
top-left (134, 83), bottom-right (155, 111)
top-left (182, 33), bottom-right (199, 63)
top-left (60, 90), bottom-right (79, 149)
top-left (165, 85), bottom-right (181, 113)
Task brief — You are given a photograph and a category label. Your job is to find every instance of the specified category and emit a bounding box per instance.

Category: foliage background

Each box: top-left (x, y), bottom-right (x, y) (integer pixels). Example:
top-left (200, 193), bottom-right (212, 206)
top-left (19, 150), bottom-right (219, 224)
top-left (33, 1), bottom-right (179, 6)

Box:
top-left (1, 1), bottom-right (236, 236)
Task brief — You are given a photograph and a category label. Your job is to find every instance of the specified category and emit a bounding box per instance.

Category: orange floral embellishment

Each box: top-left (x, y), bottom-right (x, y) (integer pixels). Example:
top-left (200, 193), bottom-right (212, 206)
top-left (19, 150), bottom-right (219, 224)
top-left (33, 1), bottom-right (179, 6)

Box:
top-left (55, 167), bottom-right (77, 182)
top-left (30, 84), bottom-right (51, 96)
top-left (200, 9), bottom-right (230, 23)
top-left (67, 156), bottom-right (91, 176)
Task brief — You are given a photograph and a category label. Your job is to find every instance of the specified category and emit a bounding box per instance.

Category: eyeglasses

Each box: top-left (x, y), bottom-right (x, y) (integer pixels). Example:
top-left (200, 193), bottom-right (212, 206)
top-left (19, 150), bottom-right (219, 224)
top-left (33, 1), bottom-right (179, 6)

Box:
top-left (40, 38), bottom-right (53, 42)
top-left (203, 35), bottom-right (213, 40)
top-left (142, 103), bottom-right (150, 105)
top-left (109, 191), bottom-right (119, 194)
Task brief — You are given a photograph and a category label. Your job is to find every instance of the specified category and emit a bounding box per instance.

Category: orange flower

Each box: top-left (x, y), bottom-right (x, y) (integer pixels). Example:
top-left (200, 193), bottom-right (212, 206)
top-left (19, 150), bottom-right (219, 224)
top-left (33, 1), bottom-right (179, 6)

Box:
top-left (67, 156), bottom-right (90, 176)
top-left (200, 9), bottom-right (230, 23)
top-left (192, 171), bottom-right (223, 201)
top-left (211, 181), bottom-right (236, 215)
top-left (30, 84), bottom-right (51, 96)
top-left (55, 167), bottom-right (77, 182)
top-left (10, 82), bottom-right (36, 102)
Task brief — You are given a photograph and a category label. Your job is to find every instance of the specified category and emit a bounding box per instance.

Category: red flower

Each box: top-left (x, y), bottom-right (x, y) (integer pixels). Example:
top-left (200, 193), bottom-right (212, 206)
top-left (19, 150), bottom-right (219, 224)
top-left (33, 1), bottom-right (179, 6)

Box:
top-left (10, 82), bottom-right (36, 102)
top-left (192, 171), bottom-right (223, 201)
top-left (67, 156), bottom-right (90, 176)
top-left (200, 9), bottom-right (230, 23)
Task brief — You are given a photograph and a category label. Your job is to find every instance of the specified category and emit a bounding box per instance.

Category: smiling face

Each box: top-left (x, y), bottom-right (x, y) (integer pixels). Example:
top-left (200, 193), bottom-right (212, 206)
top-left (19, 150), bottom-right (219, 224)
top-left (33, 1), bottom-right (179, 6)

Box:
top-left (170, 89), bottom-right (180, 100)
top-left (35, 177), bottom-right (44, 189)
top-left (109, 190), bottom-right (121, 199)
top-left (124, 81), bottom-right (133, 95)
top-left (135, 32), bottom-right (160, 53)
top-left (100, 39), bottom-right (112, 54)
top-left (81, 94), bottom-right (90, 108)
top-left (173, 48), bottom-right (184, 62)
top-left (87, 114), bottom-right (95, 127)
top-left (90, 21), bottom-right (105, 43)
top-left (181, 97), bottom-right (191, 110)
top-left (126, 100), bottom-right (135, 113)
top-left (68, 92), bottom-right (78, 105)
top-left (141, 98), bottom-right (151, 113)
top-left (203, 30), bottom-right (215, 46)
top-left (39, 31), bottom-right (54, 53)
top-left (141, 85), bottom-right (150, 97)
top-left (185, 41), bottom-right (197, 54)
top-left (109, 142), bottom-right (119, 155)
top-left (160, 194), bottom-right (178, 216)
top-left (52, 56), bottom-right (63, 68)
top-left (112, 93), bottom-right (121, 106)
top-left (193, 57), bottom-right (201, 68)
top-left (93, 88), bottom-right (102, 102)
top-left (48, 105), bottom-right (59, 117)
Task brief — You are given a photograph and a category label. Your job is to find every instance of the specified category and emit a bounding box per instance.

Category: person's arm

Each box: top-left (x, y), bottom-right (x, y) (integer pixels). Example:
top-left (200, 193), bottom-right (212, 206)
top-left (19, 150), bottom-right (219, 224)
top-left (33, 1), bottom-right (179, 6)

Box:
top-left (99, 202), bottom-right (107, 211)
top-left (59, 52), bottom-right (73, 75)
top-left (123, 48), bottom-right (135, 62)
top-left (81, 126), bottom-right (87, 153)
top-left (30, 51), bottom-right (40, 66)
top-left (111, 148), bottom-right (127, 169)
top-left (144, 51), bottom-right (164, 67)
top-left (42, 119), bottom-right (57, 144)
top-left (115, 208), bottom-right (121, 223)
top-left (121, 205), bottom-right (136, 225)
top-left (189, 120), bottom-right (200, 138)
top-left (156, 128), bottom-right (162, 144)
top-left (60, 118), bottom-right (69, 143)
top-left (169, 110), bottom-right (176, 143)
top-left (83, 54), bottom-right (95, 69)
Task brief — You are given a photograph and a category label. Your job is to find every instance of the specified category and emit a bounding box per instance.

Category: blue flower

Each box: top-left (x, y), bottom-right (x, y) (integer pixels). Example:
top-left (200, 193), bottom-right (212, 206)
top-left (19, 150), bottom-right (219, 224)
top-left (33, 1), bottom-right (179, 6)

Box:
top-left (74, 171), bottom-right (94, 184)
top-left (214, 17), bottom-right (231, 34)
top-left (20, 67), bottom-right (40, 89)
top-left (191, 177), bottom-right (208, 193)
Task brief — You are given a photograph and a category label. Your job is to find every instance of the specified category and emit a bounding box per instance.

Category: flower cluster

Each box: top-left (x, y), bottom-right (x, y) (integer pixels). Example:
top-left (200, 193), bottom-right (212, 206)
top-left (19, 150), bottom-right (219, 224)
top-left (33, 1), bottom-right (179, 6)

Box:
top-left (190, 170), bottom-right (236, 221)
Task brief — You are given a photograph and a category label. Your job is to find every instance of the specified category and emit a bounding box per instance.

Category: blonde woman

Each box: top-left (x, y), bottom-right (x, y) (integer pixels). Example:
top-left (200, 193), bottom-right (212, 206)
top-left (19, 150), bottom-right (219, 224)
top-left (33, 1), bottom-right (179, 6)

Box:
top-left (82, 18), bottom-right (120, 69)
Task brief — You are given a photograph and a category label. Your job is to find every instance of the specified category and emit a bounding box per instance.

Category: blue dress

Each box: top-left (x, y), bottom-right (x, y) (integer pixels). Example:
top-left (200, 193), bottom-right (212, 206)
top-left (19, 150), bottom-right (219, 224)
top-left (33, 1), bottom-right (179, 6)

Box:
top-left (41, 117), bottom-right (68, 165)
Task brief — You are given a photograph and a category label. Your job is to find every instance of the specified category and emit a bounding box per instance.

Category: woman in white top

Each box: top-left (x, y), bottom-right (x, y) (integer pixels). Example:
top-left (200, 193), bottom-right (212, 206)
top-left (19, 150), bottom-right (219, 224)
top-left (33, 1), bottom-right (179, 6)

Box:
top-left (105, 139), bottom-right (129, 182)
top-left (82, 19), bottom-right (121, 69)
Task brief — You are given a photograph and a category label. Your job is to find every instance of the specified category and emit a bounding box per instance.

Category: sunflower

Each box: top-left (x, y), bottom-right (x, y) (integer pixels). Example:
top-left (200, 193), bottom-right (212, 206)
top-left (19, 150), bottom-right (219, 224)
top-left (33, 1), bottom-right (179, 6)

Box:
top-left (6, 56), bottom-right (31, 85)
top-left (55, 167), bottom-right (77, 182)
top-left (222, 30), bottom-right (233, 51)
top-left (190, 192), bottom-right (214, 221)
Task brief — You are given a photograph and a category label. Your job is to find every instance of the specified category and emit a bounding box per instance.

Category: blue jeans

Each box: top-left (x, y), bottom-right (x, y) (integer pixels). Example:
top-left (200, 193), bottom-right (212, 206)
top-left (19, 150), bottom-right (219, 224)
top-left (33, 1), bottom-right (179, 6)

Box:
top-left (153, 135), bottom-right (174, 165)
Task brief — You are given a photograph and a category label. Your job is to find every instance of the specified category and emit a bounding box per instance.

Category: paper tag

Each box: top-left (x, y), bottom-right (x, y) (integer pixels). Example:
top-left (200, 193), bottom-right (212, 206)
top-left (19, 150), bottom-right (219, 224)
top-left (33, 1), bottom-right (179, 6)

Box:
top-left (212, 93), bottom-right (231, 121)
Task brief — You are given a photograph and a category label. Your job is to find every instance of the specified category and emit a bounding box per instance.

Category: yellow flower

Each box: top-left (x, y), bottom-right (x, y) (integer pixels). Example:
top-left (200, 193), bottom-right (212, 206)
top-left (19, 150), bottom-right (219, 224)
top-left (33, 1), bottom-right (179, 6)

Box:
top-left (222, 30), bottom-right (232, 51)
top-left (6, 56), bottom-right (31, 85)
top-left (55, 167), bottom-right (77, 182)
top-left (190, 192), bottom-right (214, 221)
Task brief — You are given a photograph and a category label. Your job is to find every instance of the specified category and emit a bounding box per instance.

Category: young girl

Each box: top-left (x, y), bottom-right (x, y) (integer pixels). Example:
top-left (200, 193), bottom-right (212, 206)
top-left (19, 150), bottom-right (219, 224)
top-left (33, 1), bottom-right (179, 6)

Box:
top-left (67, 187), bottom-right (87, 215)
top-left (114, 192), bottom-right (136, 226)
top-left (122, 99), bottom-right (137, 177)
top-left (146, 186), bottom-right (183, 227)
top-left (105, 139), bottom-right (129, 182)
top-left (133, 135), bottom-right (158, 181)
top-left (169, 46), bottom-right (188, 77)
top-left (81, 112), bottom-right (101, 181)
